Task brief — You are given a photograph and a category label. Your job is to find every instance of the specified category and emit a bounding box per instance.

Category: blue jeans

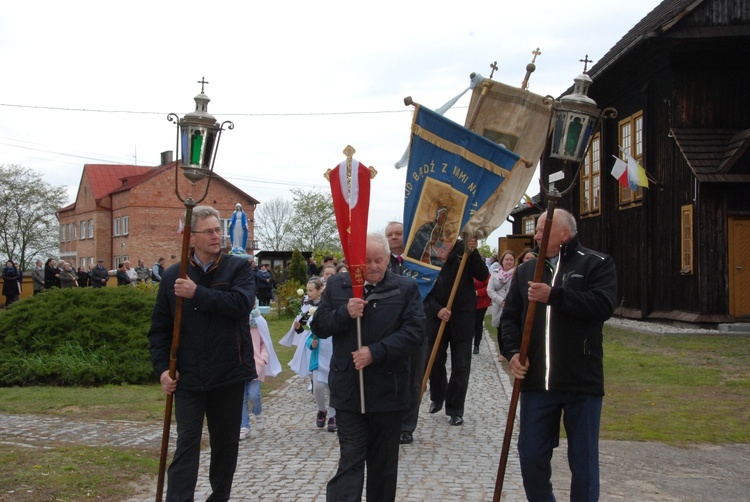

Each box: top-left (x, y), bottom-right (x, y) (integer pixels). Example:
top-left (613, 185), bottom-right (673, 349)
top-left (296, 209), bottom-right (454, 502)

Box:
top-left (518, 390), bottom-right (602, 502)
top-left (167, 382), bottom-right (245, 502)
top-left (241, 380), bottom-right (262, 429)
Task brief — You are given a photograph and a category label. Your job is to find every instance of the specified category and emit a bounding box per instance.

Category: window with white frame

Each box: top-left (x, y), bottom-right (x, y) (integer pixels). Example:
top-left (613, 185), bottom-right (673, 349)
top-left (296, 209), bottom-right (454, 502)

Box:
top-left (522, 215), bottom-right (536, 235)
top-left (70, 223), bottom-right (76, 241)
top-left (618, 111), bottom-right (644, 206)
top-left (122, 216), bottom-right (129, 235)
top-left (89, 219), bottom-right (94, 238)
top-left (113, 217), bottom-right (121, 237)
top-left (80, 221), bottom-right (86, 239)
top-left (61, 225), bottom-right (66, 242)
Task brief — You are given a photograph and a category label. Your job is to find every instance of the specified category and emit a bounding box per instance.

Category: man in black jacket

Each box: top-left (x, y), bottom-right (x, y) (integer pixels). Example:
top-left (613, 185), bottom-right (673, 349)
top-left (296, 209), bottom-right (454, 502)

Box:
top-left (148, 205), bottom-right (256, 502)
top-left (424, 237), bottom-right (488, 426)
top-left (311, 233), bottom-right (425, 502)
top-left (502, 209), bottom-right (617, 502)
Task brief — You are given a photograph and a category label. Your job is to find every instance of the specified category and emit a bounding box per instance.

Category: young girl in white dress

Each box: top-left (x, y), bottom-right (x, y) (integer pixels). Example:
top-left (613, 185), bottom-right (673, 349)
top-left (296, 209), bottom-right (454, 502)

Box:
top-left (280, 278), bottom-right (337, 431)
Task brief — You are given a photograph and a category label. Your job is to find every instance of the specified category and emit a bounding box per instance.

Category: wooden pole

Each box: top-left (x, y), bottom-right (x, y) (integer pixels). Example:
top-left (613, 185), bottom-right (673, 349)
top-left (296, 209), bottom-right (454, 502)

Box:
top-left (155, 200), bottom-right (195, 502)
top-left (493, 198), bottom-right (558, 501)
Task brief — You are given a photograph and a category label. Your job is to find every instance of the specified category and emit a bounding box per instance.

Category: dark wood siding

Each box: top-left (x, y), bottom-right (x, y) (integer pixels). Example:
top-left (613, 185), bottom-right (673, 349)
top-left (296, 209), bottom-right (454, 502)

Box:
top-left (540, 0), bottom-right (750, 321)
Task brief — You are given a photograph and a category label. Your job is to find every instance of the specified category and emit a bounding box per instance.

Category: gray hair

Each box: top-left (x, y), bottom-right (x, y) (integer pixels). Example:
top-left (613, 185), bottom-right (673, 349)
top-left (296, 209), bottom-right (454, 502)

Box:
top-left (385, 221), bottom-right (403, 231)
top-left (544, 209), bottom-right (578, 235)
top-left (193, 205), bottom-right (220, 223)
top-left (367, 232), bottom-right (389, 254)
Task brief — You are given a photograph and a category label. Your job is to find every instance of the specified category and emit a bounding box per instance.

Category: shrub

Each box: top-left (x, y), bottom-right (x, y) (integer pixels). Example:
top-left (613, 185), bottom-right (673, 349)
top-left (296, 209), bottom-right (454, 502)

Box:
top-left (274, 280), bottom-right (305, 317)
top-left (289, 249), bottom-right (308, 284)
top-left (0, 287), bottom-right (157, 386)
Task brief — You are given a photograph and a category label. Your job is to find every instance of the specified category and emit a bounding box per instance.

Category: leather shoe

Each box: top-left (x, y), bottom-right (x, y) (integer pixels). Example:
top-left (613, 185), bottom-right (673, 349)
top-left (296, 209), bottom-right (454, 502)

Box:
top-left (473, 346), bottom-right (480, 355)
top-left (399, 431), bottom-right (413, 444)
top-left (449, 415), bottom-right (464, 426)
top-left (428, 401), bottom-right (443, 414)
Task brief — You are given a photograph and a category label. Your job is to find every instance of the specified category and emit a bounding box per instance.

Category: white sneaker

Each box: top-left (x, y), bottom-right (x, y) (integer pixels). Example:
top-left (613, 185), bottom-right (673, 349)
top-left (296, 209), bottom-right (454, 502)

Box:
top-left (254, 415), bottom-right (264, 431)
top-left (239, 427), bottom-right (250, 440)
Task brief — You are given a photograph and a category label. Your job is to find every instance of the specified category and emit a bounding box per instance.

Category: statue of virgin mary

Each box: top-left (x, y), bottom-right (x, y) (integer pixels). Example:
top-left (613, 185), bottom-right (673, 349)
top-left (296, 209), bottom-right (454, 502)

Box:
top-left (228, 203), bottom-right (249, 253)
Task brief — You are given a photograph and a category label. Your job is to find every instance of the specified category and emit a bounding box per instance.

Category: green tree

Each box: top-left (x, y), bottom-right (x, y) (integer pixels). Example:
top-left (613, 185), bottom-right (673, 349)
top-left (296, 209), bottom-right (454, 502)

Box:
top-left (477, 240), bottom-right (493, 259)
top-left (0, 164), bottom-right (68, 270)
top-left (287, 188), bottom-right (340, 254)
top-left (289, 248), bottom-right (308, 284)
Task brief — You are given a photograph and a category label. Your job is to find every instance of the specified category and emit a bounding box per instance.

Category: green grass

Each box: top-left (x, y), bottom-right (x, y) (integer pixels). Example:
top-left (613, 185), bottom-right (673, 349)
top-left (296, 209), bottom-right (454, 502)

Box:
top-left (600, 326), bottom-right (750, 444)
top-left (0, 444), bottom-right (157, 501)
top-left (485, 319), bottom-right (750, 445)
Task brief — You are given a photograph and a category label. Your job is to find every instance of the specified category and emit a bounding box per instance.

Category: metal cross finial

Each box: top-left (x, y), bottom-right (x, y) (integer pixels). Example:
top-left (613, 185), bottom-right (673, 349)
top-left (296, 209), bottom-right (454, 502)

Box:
top-left (343, 145), bottom-right (356, 159)
top-left (531, 48), bottom-right (541, 64)
top-left (489, 61), bottom-right (498, 79)
top-left (197, 77), bottom-right (209, 93)
top-left (580, 54), bottom-right (593, 73)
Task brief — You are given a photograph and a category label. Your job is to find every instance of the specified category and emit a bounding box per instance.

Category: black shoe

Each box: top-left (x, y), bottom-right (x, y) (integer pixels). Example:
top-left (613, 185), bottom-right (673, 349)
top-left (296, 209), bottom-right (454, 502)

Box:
top-left (450, 415), bottom-right (464, 426)
top-left (473, 346), bottom-right (480, 355)
top-left (399, 431), bottom-right (413, 444)
top-left (429, 401), bottom-right (443, 414)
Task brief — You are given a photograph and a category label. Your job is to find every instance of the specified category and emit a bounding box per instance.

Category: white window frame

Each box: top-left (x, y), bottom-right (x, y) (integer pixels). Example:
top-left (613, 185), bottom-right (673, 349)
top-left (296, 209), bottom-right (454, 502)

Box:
top-left (122, 216), bottom-right (129, 235)
top-left (113, 217), bottom-right (121, 237)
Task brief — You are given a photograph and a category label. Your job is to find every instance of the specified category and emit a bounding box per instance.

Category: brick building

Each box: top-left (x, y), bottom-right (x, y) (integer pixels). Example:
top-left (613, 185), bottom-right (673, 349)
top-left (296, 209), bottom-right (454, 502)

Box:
top-left (57, 154), bottom-right (259, 271)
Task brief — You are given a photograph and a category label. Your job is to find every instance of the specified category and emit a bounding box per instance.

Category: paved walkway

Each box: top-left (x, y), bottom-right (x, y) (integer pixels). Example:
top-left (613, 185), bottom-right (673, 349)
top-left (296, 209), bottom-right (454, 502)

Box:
top-left (0, 331), bottom-right (527, 501)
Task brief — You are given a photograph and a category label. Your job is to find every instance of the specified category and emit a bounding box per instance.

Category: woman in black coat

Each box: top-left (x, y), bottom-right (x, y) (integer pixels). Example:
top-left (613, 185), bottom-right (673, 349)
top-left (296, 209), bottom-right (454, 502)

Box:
top-left (76, 266), bottom-right (90, 287)
top-left (3, 260), bottom-right (21, 306)
top-left (44, 258), bottom-right (61, 289)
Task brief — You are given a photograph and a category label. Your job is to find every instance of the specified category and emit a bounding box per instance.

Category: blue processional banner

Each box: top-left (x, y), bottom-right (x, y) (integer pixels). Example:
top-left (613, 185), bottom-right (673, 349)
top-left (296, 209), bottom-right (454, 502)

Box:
top-left (402, 105), bottom-right (521, 299)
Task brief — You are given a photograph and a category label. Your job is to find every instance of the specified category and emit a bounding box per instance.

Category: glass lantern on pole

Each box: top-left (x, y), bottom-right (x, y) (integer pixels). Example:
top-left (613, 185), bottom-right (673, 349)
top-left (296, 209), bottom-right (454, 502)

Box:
top-left (168, 81), bottom-right (234, 202)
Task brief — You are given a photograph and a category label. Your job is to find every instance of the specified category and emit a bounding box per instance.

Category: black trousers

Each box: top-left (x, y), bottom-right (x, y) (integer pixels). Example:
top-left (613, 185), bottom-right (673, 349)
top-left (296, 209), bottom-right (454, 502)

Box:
top-left (474, 307), bottom-right (488, 347)
top-left (327, 409), bottom-right (404, 502)
top-left (167, 382), bottom-right (245, 502)
top-left (427, 311), bottom-right (473, 417)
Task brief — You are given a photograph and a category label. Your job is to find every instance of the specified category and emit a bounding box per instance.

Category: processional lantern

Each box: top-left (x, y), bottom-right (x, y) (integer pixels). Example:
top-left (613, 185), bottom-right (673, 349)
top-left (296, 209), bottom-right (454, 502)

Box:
top-left (168, 77), bottom-right (233, 194)
top-left (549, 71), bottom-right (601, 163)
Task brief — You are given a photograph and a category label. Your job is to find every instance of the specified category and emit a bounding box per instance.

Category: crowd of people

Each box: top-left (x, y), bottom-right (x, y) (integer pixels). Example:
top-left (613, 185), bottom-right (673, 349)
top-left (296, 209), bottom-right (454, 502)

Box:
top-left (1, 256), bottom-right (170, 306)
top-left (3, 205), bottom-right (617, 501)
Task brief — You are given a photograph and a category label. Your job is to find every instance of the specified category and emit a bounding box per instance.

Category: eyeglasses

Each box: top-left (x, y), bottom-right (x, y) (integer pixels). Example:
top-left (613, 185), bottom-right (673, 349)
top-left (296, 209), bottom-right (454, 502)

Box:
top-left (192, 227), bottom-right (223, 236)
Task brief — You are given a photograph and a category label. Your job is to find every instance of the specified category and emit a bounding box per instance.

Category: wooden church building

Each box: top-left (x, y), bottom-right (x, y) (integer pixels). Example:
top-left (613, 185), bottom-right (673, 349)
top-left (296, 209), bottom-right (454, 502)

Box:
top-left (523, 0), bottom-right (750, 323)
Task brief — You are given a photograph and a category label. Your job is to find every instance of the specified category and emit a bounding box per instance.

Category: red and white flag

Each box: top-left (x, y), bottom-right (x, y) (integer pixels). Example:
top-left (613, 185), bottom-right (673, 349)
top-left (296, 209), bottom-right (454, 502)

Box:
top-left (611, 156), bottom-right (629, 188)
top-left (328, 158), bottom-right (372, 299)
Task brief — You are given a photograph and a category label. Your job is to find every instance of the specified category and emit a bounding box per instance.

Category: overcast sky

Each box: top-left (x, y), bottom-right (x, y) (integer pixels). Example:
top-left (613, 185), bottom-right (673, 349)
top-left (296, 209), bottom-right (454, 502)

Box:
top-left (1, 0), bottom-right (662, 250)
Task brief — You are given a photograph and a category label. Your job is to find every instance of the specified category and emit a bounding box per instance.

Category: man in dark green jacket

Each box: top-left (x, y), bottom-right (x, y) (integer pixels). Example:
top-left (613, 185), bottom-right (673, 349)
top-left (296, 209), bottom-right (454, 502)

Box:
top-left (148, 205), bottom-right (256, 502)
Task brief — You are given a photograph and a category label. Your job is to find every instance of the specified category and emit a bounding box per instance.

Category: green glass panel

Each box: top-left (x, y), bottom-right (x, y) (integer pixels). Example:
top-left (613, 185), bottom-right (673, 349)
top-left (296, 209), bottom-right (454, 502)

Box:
top-left (564, 117), bottom-right (583, 156)
top-left (190, 131), bottom-right (204, 165)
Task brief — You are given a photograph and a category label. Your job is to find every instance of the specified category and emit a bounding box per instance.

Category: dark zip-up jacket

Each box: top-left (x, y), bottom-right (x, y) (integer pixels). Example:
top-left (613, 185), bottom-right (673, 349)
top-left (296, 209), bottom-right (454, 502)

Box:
top-left (148, 251), bottom-right (257, 391)
top-left (501, 235), bottom-right (617, 395)
top-left (311, 270), bottom-right (425, 413)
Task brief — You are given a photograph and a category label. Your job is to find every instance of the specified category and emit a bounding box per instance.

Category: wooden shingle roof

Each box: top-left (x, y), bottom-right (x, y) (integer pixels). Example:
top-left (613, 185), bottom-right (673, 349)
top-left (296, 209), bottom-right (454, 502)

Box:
top-left (671, 127), bottom-right (750, 180)
top-left (588, 0), bottom-right (705, 80)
